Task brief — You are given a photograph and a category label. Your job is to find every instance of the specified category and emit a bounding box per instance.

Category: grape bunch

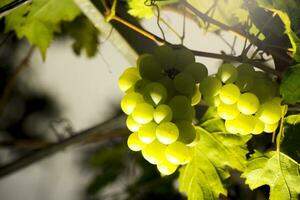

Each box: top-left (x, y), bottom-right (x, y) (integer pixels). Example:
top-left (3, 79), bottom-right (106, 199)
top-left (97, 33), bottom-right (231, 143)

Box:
top-left (200, 63), bottom-right (284, 135)
top-left (118, 45), bottom-right (207, 175)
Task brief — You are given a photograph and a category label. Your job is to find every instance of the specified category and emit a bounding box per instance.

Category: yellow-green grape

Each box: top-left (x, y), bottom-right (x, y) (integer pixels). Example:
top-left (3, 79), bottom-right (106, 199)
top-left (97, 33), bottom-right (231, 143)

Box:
top-left (141, 140), bottom-right (166, 164)
top-left (154, 45), bottom-right (176, 70)
top-left (133, 79), bottom-right (151, 93)
top-left (225, 119), bottom-right (239, 134)
top-left (118, 69), bottom-right (140, 92)
top-left (176, 121), bottom-right (196, 144)
top-left (121, 92), bottom-right (144, 115)
top-left (203, 94), bottom-right (221, 107)
top-left (217, 103), bottom-right (239, 120)
top-left (174, 48), bottom-right (195, 71)
top-left (250, 77), bottom-right (278, 103)
top-left (216, 63), bottom-right (238, 84)
top-left (138, 122), bottom-right (157, 144)
top-left (156, 122), bottom-right (179, 144)
top-left (200, 76), bottom-right (222, 97)
top-left (237, 93), bottom-right (260, 115)
top-left (256, 101), bottom-right (281, 124)
top-left (252, 118), bottom-right (265, 135)
top-left (123, 66), bottom-right (139, 76)
top-left (159, 76), bottom-right (176, 100)
top-left (219, 84), bottom-right (240, 104)
top-left (132, 103), bottom-right (154, 124)
top-left (127, 132), bottom-right (146, 152)
top-left (235, 64), bottom-right (255, 92)
top-left (165, 141), bottom-right (190, 165)
top-left (187, 127), bottom-right (201, 147)
top-left (157, 159), bottom-right (178, 175)
top-left (169, 96), bottom-right (195, 121)
top-left (145, 82), bottom-right (167, 105)
top-left (126, 115), bottom-right (141, 132)
top-left (138, 54), bottom-right (162, 81)
top-left (154, 104), bottom-right (173, 123)
top-left (191, 84), bottom-right (202, 106)
top-left (264, 122), bottom-right (278, 133)
top-left (173, 72), bottom-right (196, 97)
top-left (234, 114), bottom-right (255, 135)
top-left (185, 63), bottom-right (208, 83)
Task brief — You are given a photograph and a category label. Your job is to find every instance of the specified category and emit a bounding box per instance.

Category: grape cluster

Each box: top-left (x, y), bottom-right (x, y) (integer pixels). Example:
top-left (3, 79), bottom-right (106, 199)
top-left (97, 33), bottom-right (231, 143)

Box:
top-left (118, 46), bottom-right (207, 175)
top-left (200, 63), bottom-right (283, 135)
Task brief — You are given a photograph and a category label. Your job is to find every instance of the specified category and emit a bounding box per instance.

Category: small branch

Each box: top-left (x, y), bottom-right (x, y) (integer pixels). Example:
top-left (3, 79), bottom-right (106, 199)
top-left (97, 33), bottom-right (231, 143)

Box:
top-left (0, 46), bottom-right (35, 114)
top-left (0, 114), bottom-right (127, 178)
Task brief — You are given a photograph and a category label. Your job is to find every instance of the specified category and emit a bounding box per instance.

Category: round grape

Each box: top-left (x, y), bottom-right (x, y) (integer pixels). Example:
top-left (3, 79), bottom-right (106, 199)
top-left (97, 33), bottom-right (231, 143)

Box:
top-left (154, 104), bottom-right (173, 123)
top-left (191, 84), bottom-right (202, 106)
top-left (216, 63), bottom-right (238, 83)
top-left (217, 103), bottom-right (239, 120)
top-left (237, 93), bottom-right (260, 115)
top-left (219, 84), bottom-right (240, 104)
top-left (165, 141), bottom-right (190, 165)
top-left (200, 76), bottom-right (222, 97)
top-left (185, 62), bottom-right (208, 83)
top-left (144, 82), bottom-right (167, 105)
top-left (252, 118), bottom-right (265, 135)
top-left (174, 48), bottom-right (195, 71)
top-left (156, 122), bottom-right (179, 144)
top-left (154, 45), bottom-right (176, 70)
top-left (127, 132), bottom-right (146, 152)
top-left (256, 101), bottom-right (281, 124)
top-left (176, 120), bottom-right (196, 144)
top-left (264, 122), bottom-right (278, 133)
top-left (118, 72), bottom-right (140, 92)
top-left (169, 96), bottom-right (195, 121)
top-left (121, 92), bottom-right (144, 115)
top-left (234, 114), bottom-right (255, 135)
top-left (132, 103), bottom-right (154, 124)
top-left (138, 122), bottom-right (157, 144)
top-left (126, 115), bottom-right (141, 132)
top-left (141, 140), bottom-right (166, 164)
top-left (173, 72), bottom-right (196, 97)
top-left (157, 159), bottom-right (178, 175)
top-left (203, 94), bottom-right (221, 107)
top-left (138, 54), bottom-right (163, 81)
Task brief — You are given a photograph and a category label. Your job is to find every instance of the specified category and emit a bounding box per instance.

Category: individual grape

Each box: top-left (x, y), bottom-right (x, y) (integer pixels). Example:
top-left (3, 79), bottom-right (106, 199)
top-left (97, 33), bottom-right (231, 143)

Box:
top-left (176, 121), bottom-right (196, 144)
top-left (156, 122), bottom-right (179, 144)
top-left (173, 72), bottom-right (196, 97)
top-left (216, 63), bottom-right (238, 84)
top-left (144, 82), bottom-right (167, 105)
top-left (250, 78), bottom-right (276, 103)
top-left (169, 96), bottom-right (195, 121)
top-left (203, 94), bottom-right (221, 107)
top-left (165, 141), bottom-right (190, 165)
top-left (234, 114), bottom-right (255, 135)
top-left (187, 127), bottom-right (201, 147)
top-left (252, 118), bottom-right (265, 135)
top-left (127, 132), bottom-right (146, 152)
top-left (141, 140), bottom-right (166, 164)
top-left (154, 45), bottom-right (176, 70)
top-left (126, 115), bottom-right (141, 132)
top-left (225, 119), bottom-right (239, 133)
top-left (219, 84), bottom-right (240, 104)
top-left (191, 84), bottom-right (202, 106)
top-left (157, 159), bottom-right (178, 175)
top-left (256, 101), bottom-right (281, 124)
top-left (200, 76), bottom-right (222, 97)
top-left (237, 64), bottom-right (255, 74)
top-left (217, 103), bottom-right (239, 120)
top-left (174, 48), bottom-right (195, 71)
top-left (159, 76), bottom-right (176, 100)
top-left (118, 71), bottom-right (140, 92)
top-left (138, 54), bottom-right (163, 81)
top-left (154, 104), bottom-right (173, 123)
top-left (185, 62), bottom-right (208, 83)
top-left (133, 79), bottom-right (151, 93)
top-left (237, 93), bottom-right (260, 115)
top-left (123, 67), bottom-right (139, 76)
top-left (121, 92), bottom-right (144, 115)
top-left (138, 122), bottom-right (157, 144)
top-left (132, 103), bottom-right (154, 124)
top-left (264, 122), bottom-right (278, 133)
top-left (235, 64), bottom-right (255, 92)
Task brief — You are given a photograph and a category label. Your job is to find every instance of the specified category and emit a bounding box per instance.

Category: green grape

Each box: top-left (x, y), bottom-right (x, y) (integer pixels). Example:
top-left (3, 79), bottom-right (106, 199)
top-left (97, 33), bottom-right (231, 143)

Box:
top-left (121, 92), bottom-right (144, 115)
top-left (176, 121), bottom-right (196, 144)
top-left (256, 101), bottom-right (281, 124)
top-left (185, 62), bottom-right (208, 83)
top-left (187, 127), bottom-right (201, 147)
top-left (118, 71), bottom-right (140, 92)
top-left (200, 76), bottom-right (222, 97)
top-left (203, 94), bottom-right (221, 107)
top-left (252, 118), bottom-right (265, 135)
top-left (234, 114), bottom-right (255, 135)
top-left (159, 76), bottom-right (176, 100)
top-left (250, 77), bottom-right (276, 103)
top-left (173, 72), bottom-right (196, 97)
top-left (169, 96), bottom-right (195, 121)
top-left (154, 104), bottom-right (173, 123)
top-left (174, 48), bottom-right (195, 71)
top-left (216, 63), bottom-right (238, 83)
top-left (132, 103), bottom-right (155, 124)
top-left (219, 84), bottom-right (240, 104)
top-left (237, 93), bottom-right (260, 115)
top-left (217, 103), bottom-right (239, 120)
top-left (141, 140), bottom-right (166, 164)
top-left (237, 64), bottom-right (255, 74)
top-left (165, 141), bottom-right (190, 165)
top-left (264, 122), bottom-right (278, 133)
top-left (157, 159), bottom-right (178, 175)
top-left (156, 122), bottom-right (179, 144)
top-left (191, 84), bottom-right (202, 106)
top-left (154, 45), bottom-right (176, 70)
top-left (138, 54), bottom-right (163, 81)
top-left (127, 132), bottom-right (146, 152)
top-left (138, 122), bottom-right (157, 144)
top-left (133, 79), bottom-right (151, 93)
top-left (126, 115), bottom-right (141, 132)
top-left (123, 66), bottom-right (139, 76)
top-left (235, 64), bottom-right (255, 92)
top-left (144, 82), bottom-right (167, 105)
top-left (225, 119), bottom-right (239, 134)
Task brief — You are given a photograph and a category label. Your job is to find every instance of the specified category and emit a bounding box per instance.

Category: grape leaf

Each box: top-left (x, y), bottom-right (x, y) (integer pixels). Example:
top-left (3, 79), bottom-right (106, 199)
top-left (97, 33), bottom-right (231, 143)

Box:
top-left (282, 123), bottom-right (300, 163)
top-left (280, 64), bottom-right (300, 104)
top-left (127, 0), bottom-right (155, 19)
top-left (62, 15), bottom-right (100, 57)
top-left (199, 107), bottom-right (227, 133)
top-left (179, 127), bottom-right (251, 199)
top-left (3, 0), bottom-right (80, 59)
top-left (241, 151), bottom-right (300, 200)
top-left (285, 114), bottom-right (300, 125)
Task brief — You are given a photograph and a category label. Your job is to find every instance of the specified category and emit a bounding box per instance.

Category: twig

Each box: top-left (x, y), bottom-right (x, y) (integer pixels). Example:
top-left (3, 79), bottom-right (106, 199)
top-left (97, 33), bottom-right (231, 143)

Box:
top-left (0, 46), bottom-right (35, 114)
top-left (0, 114), bottom-right (127, 178)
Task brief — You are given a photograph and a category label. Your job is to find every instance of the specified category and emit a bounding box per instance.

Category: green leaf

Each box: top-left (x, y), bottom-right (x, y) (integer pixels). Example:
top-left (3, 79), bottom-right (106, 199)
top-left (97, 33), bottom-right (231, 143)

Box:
top-left (282, 123), bottom-right (300, 163)
top-left (199, 107), bottom-right (227, 133)
top-left (4, 0), bottom-right (80, 59)
top-left (127, 0), bottom-right (155, 19)
top-left (280, 64), bottom-right (300, 104)
top-left (285, 114), bottom-right (300, 125)
top-left (62, 15), bottom-right (100, 57)
top-left (179, 127), bottom-right (251, 199)
top-left (241, 151), bottom-right (300, 200)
